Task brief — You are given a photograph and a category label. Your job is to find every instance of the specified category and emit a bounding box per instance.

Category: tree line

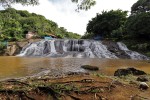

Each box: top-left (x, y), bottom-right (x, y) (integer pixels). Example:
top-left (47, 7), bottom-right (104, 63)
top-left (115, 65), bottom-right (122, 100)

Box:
top-left (83, 0), bottom-right (150, 40)
top-left (0, 8), bottom-right (81, 41)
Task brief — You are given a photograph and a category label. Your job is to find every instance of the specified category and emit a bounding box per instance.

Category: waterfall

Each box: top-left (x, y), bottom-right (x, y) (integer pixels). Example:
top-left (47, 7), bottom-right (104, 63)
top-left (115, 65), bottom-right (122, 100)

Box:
top-left (117, 42), bottom-right (148, 60)
top-left (17, 39), bottom-right (149, 60)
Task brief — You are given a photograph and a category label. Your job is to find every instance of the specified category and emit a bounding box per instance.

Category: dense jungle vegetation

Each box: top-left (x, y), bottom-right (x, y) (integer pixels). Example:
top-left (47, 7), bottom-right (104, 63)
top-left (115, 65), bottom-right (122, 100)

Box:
top-left (0, 8), bottom-right (81, 42)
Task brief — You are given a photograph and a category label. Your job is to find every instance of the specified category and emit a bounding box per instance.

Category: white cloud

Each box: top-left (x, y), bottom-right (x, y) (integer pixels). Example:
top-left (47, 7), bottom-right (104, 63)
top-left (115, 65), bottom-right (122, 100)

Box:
top-left (0, 6), bottom-right (4, 10)
top-left (1, 0), bottom-right (138, 35)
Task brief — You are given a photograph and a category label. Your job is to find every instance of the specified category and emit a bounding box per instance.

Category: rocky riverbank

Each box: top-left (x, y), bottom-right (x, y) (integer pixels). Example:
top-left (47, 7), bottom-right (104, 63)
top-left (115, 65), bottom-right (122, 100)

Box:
top-left (0, 39), bottom-right (41, 56)
top-left (0, 68), bottom-right (149, 100)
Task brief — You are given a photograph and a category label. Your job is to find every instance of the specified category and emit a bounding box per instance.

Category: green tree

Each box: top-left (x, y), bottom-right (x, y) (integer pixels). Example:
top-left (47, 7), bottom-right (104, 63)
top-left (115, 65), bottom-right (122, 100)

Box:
top-left (125, 12), bottom-right (150, 40)
top-left (72, 0), bottom-right (96, 11)
top-left (0, 0), bottom-right (96, 11)
top-left (86, 10), bottom-right (127, 39)
top-left (0, 0), bottom-right (39, 7)
top-left (131, 0), bottom-right (150, 14)
top-left (81, 32), bottom-right (94, 39)
top-left (17, 10), bottom-right (31, 17)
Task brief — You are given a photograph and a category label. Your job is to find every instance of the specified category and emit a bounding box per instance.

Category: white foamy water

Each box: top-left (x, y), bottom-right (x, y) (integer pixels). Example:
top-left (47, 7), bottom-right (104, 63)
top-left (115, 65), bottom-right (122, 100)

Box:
top-left (17, 39), bottom-right (149, 60)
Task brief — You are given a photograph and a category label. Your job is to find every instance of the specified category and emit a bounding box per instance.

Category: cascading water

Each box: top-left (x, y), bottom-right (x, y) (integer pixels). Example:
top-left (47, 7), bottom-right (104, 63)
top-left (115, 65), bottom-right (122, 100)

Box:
top-left (18, 39), bottom-right (149, 60)
top-left (117, 42), bottom-right (148, 60)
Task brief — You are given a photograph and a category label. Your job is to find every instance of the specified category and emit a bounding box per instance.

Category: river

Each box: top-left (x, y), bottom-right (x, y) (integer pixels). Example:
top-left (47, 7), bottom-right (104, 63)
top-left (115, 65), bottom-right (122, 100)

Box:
top-left (0, 56), bottom-right (150, 80)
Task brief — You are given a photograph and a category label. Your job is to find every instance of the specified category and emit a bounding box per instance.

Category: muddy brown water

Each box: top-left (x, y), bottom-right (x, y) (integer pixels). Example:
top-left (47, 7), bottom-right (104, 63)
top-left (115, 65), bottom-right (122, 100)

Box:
top-left (0, 56), bottom-right (150, 80)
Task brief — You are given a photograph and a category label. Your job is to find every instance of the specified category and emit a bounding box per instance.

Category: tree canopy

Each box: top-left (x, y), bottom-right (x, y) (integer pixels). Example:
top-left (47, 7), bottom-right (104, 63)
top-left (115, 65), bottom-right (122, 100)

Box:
top-left (131, 0), bottom-right (150, 13)
top-left (86, 10), bottom-right (127, 39)
top-left (0, 8), bottom-right (81, 41)
top-left (0, 0), bottom-right (96, 10)
top-left (72, 0), bottom-right (96, 11)
top-left (125, 12), bottom-right (150, 40)
top-left (0, 0), bottom-right (39, 7)
top-left (125, 0), bottom-right (150, 40)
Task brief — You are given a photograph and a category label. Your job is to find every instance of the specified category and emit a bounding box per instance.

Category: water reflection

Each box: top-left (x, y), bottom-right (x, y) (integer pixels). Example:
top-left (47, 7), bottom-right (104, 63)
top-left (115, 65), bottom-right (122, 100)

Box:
top-left (0, 56), bottom-right (150, 80)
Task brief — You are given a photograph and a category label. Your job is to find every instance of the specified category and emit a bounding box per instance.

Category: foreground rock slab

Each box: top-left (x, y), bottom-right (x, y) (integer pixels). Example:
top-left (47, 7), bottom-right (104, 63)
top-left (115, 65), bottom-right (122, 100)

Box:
top-left (0, 73), bottom-right (150, 100)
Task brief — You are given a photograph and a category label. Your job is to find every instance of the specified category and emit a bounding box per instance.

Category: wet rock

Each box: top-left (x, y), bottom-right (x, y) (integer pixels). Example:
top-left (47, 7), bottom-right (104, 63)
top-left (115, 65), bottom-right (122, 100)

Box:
top-left (137, 76), bottom-right (149, 82)
top-left (81, 65), bottom-right (99, 71)
top-left (102, 41), bottom-right (130, 59)
top-left (114, 67), bottom-right (146, 76)
top-left (6, 45), bottom-right (18, 56)
top-left (4, 39), bottom-right (42, 56)
top-left (114, 68), bottom-right (131, 76)
top-left (16, 41), bottom-right (29, 48)
top-left (128, 68), bottom-right (146, 75)
top-left (139, 82), bottom-right (149, 90)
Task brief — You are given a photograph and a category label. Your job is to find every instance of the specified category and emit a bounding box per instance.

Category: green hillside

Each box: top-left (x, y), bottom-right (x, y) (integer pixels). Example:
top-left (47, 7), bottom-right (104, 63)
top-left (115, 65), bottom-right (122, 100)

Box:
top-left (0, 8), bottom-right (81, 41)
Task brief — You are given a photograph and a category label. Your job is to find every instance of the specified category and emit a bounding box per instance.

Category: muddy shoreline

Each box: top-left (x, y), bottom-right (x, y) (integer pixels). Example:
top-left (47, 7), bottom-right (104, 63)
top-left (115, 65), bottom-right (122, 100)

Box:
top-left (0, 70), bottom-right (150, 100)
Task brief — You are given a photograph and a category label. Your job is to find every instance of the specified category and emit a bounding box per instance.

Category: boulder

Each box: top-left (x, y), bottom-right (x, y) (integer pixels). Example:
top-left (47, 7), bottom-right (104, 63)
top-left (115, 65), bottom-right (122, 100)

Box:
top-left (139, 82), bottom-right (149, 90)
top-left (137, 76), bottom-right (149, 82)
top-left (81, 65), bottom-right (99, 71)
top-left (6, 44), bottom-right (18, 56)
top-left (127, 68), bottom-right (146, 75)
top-left (114, 69), bottom-right (131, 76)
top-left (114, 67), bottom-right (146, 76)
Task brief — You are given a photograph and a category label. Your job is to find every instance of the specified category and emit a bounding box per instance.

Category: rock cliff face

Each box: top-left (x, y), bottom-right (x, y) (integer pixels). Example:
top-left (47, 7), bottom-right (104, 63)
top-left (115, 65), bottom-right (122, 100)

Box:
top-left (2, 42), bottom-right (27, 56)
top-left (1, 39), bottom-right (41, 56)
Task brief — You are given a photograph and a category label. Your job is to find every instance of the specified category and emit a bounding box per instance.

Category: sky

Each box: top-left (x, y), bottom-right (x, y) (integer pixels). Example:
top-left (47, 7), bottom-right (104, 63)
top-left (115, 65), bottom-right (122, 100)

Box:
top-left (0, 0), bottom-right (138, 35)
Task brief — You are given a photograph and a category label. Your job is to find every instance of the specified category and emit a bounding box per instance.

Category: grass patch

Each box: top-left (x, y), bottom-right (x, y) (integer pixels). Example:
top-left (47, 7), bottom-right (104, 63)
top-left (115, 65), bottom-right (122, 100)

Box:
top-left (92, 73), bottom-right (105, 77)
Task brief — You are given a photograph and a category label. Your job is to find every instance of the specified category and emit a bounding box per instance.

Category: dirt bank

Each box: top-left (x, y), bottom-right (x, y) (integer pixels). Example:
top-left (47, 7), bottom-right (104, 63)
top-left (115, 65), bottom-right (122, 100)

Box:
top-left (0, 72), bottom-right (149, 100)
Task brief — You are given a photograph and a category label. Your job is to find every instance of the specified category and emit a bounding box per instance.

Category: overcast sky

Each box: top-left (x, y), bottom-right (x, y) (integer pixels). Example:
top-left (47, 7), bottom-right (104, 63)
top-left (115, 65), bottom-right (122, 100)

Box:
top-left (0, 0), bottom-right (138, 35)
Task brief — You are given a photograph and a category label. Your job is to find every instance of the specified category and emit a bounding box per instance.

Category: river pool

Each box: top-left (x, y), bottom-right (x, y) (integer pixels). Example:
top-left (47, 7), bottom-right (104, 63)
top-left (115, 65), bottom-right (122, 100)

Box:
top-left (0, 56), bottom-right (150, 80)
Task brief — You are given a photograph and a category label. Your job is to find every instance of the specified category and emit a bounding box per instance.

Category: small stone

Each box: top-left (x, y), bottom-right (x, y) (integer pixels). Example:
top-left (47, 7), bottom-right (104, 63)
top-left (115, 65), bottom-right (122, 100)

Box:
top-left (137, 76), bottom-right (149, 82)
top-left (100, 88), bottom-right (105, 93)
top-left (139, 82), bottom-right (149, 90)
